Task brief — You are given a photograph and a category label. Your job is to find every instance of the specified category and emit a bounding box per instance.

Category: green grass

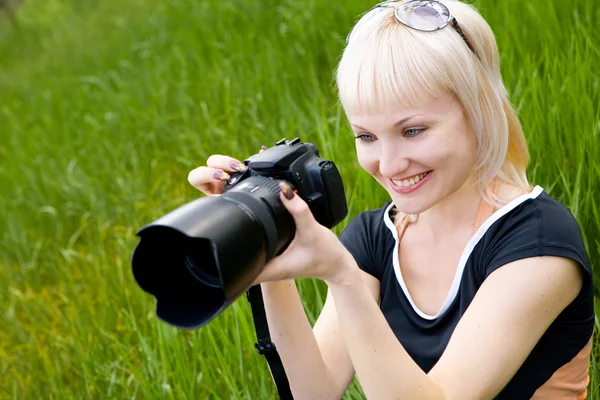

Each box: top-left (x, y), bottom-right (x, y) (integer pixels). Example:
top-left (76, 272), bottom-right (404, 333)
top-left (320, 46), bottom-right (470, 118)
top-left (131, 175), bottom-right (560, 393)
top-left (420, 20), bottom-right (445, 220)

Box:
top-left (0, 0), bottom-right (598, 398)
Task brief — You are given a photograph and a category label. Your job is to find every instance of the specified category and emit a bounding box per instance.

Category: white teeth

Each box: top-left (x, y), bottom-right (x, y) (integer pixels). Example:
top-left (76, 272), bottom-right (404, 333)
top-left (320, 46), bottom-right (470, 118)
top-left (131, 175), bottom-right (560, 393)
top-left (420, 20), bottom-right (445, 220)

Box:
top-left (393, 172), bottom-right (429, 187)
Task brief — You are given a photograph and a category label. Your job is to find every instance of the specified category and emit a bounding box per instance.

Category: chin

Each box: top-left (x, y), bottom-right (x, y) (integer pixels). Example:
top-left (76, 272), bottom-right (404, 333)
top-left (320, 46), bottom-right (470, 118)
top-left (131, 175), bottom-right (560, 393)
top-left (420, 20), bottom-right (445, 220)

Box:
top-left (389, 196), bottom-right (435, 215)
top-left (394, 203), bottom-right (432, 215)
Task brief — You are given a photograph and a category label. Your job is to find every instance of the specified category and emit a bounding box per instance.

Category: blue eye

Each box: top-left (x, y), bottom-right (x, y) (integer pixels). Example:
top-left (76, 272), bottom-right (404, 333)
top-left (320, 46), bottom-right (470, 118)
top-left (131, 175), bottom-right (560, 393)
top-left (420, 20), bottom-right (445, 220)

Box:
top-left (405, 128), bottom-right (424, 137)
top-left (355, 134), bottom-right (375, 143)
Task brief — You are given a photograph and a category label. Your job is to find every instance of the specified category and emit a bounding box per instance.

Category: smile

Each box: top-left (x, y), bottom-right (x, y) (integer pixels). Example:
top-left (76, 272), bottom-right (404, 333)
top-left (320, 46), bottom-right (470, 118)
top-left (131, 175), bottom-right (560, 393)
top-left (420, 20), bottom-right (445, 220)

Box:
top-left (392, 171), bottom-right (430, 187)
top-left (390, 171), bottom-right (432, 193)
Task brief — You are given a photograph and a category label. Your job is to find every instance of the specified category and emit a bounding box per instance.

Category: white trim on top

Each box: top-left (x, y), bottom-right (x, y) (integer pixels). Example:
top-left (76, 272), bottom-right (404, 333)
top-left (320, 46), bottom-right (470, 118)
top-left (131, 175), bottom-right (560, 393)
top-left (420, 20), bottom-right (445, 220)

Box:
top-left (382, 185), bottom-right (544, 320)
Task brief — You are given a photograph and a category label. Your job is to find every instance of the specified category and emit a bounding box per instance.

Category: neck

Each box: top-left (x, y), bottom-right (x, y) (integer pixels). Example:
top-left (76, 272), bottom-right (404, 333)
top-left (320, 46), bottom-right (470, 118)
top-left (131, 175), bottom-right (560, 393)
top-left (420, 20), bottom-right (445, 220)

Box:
top-left (415, 177), bottom-right (483, 240)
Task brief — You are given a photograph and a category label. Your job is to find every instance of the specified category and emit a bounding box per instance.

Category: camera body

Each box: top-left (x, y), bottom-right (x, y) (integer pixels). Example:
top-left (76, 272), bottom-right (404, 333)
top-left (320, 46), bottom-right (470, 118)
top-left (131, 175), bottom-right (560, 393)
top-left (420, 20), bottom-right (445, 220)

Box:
top-left (224, 137), bottom-right (347, 229)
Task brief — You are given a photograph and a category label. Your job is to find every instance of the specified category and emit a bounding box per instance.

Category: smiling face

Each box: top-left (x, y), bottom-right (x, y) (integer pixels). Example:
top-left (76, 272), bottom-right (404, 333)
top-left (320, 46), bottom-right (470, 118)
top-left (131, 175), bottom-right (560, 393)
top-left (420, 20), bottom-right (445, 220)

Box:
top-left (349, 91), bottom-right (478, 215)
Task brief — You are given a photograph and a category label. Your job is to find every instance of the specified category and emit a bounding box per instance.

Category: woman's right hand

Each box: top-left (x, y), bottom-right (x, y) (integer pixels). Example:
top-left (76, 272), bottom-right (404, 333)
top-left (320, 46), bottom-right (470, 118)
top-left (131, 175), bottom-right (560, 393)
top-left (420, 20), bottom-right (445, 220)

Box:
top-left (187, 154), bottom-right (247, 196)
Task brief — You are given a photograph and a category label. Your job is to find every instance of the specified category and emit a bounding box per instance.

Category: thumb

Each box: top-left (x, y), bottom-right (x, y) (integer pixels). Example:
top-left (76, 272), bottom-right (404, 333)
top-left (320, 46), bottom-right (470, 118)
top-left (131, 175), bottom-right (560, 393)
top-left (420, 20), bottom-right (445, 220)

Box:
top-left (279, 181), bottom-right (315, 230)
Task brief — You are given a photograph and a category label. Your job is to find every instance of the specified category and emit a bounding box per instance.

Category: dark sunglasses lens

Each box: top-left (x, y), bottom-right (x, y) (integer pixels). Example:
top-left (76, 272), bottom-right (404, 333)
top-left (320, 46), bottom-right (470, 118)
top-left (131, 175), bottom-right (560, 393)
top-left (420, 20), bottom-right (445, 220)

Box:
top-left (396, 1), bottom-right (450, 31)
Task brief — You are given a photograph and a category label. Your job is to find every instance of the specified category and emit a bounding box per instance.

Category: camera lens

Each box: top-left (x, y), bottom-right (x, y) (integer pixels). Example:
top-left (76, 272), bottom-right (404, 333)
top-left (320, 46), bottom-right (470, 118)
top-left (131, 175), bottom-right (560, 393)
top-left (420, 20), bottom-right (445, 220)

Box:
top-left (131, 176), bottom-right (295, 328)
top-left (183, 251), bottom-right (220, 288)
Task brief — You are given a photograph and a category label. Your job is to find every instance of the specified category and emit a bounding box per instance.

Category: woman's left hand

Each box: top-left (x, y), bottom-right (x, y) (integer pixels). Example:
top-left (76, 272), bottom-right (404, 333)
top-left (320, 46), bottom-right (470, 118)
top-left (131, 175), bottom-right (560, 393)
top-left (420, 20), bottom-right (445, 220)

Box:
top-left (251, 181), bottom-right (355, 285)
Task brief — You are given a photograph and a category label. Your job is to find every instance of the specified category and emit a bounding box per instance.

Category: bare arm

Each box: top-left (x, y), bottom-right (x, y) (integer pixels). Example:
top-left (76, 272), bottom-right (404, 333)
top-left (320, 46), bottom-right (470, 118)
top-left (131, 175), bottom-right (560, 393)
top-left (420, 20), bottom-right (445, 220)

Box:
top-left (261, 271), bottom-right (380, 399)
top-left (428, 256), bottom-right (584, 399)
top-left (327, 254), bottom-right (583, 400)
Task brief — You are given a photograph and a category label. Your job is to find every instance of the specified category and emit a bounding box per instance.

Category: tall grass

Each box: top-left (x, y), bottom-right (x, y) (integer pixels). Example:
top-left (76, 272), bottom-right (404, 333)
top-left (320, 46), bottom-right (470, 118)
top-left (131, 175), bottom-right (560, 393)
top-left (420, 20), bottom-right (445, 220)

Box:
top-left (0, 0), bottom-right (598, 398)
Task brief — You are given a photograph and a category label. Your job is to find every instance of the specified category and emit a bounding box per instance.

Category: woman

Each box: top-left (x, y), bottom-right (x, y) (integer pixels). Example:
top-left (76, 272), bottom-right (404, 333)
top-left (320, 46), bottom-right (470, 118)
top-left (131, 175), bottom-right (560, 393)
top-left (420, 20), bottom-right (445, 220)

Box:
top-left (188, 0), bottom-right (594, 398)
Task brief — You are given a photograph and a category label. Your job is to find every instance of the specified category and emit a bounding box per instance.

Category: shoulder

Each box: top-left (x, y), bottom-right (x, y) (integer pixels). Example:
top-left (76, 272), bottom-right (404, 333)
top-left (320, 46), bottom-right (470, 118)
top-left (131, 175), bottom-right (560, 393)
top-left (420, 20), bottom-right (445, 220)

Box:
top-left (494, 188), bottom-right (584, 244)
top-left (480, 186), bottom-right (592, 279)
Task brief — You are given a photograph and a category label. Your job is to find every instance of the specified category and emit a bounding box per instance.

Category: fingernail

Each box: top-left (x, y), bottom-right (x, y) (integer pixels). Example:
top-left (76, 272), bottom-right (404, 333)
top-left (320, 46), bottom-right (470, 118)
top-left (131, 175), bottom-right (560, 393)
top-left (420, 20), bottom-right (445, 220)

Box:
top-left (229, 161), bottom-right (246, 172)
top-left (280, 182), bottom-right (294, 200)
top-left (213, 171), bottom-right (230, 181)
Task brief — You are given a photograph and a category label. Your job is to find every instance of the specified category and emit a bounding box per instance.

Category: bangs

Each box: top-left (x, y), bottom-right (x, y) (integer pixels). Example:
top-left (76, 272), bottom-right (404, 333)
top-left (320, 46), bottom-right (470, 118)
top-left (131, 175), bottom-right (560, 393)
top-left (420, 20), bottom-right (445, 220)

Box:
top-left (336, 7), bottom-right (475, 117)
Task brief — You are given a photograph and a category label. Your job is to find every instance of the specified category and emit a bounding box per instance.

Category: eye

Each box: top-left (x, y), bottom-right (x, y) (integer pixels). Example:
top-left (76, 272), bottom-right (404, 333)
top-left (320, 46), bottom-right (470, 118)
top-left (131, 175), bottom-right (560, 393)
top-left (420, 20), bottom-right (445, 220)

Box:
top-left (404, 128), bottom-right (424, 138)
top-left (355, 133), bottom-right (376, 143)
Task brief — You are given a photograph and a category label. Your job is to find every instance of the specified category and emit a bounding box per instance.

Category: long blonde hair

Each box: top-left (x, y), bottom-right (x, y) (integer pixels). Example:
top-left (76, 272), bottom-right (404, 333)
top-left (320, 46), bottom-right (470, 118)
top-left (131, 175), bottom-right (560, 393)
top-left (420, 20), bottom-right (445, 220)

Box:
top-left (336, 0), bottom-right (531, 211)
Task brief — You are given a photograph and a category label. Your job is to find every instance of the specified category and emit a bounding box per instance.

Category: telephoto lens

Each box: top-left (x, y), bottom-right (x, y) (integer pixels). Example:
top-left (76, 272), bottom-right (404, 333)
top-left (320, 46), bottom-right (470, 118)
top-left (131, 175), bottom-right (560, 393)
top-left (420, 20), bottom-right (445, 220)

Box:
top-left (131, 138), bottom-right (347, 329)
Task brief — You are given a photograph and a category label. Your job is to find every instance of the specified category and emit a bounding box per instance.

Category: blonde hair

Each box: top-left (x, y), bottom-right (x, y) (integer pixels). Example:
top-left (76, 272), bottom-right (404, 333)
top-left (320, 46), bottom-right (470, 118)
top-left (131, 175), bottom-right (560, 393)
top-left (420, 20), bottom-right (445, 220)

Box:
top-left (336, 0), bottom-right (531, 216)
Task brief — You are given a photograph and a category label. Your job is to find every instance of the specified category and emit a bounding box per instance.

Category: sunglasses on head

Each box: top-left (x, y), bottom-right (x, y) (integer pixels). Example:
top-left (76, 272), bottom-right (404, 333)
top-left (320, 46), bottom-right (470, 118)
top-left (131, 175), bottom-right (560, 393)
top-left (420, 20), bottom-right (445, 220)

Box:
top-left (346, 0), bottom-right (476, 57)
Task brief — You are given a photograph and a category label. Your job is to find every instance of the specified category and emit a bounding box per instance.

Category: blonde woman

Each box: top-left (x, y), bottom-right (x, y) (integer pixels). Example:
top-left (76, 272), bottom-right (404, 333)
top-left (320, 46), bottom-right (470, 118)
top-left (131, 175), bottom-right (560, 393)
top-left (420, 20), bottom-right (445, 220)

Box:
top-left (188, 0), bottom-right (594, 398)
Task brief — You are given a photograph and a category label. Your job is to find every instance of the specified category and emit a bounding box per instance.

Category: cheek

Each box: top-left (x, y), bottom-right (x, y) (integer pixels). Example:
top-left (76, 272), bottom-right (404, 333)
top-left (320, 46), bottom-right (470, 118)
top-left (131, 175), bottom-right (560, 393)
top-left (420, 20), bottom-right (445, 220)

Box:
top-left (356, 147), bottom-right (378, 175)
top-left (455, 131), bottom-right (478, 166)
top-left (409, 137), bottom-right (453, 167)
top-left (433, 131), bottom-right (476, 166)
top-left (438, 132), bottom-right (477, 180)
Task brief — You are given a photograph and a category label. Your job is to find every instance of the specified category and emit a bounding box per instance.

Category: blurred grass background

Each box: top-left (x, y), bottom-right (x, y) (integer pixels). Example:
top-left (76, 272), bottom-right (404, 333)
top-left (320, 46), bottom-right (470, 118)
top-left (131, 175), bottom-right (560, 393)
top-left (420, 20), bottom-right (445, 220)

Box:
top-left (0, 0), bottom-right (598, 398)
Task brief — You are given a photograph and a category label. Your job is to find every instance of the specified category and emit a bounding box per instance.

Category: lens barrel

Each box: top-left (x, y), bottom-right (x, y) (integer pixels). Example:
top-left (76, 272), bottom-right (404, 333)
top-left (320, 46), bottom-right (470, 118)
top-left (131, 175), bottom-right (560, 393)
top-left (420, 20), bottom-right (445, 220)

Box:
top-left (131, 176), bottom-right (293, 329)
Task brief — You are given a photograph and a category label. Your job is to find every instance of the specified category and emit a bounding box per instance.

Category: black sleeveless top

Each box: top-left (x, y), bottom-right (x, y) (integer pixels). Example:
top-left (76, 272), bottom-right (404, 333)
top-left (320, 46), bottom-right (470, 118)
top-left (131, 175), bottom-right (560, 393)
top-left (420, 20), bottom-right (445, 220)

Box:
top-left (339, 186), bottom-right (594, 399)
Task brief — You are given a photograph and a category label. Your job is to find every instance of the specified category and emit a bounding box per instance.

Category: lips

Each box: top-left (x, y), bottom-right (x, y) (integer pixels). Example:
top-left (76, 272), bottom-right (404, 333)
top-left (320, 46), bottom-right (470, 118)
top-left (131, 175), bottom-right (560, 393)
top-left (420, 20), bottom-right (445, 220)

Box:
top-left (392, 171), bottom-right (430, 187)
top-left (389, 170), bottom-right (432, 194)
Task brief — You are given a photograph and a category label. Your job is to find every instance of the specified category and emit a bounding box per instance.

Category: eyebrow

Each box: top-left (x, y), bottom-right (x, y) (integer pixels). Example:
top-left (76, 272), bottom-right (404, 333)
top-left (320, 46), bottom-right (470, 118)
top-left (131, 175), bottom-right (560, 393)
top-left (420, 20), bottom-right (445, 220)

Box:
top-left (351, 114), bottom-right (422, 131)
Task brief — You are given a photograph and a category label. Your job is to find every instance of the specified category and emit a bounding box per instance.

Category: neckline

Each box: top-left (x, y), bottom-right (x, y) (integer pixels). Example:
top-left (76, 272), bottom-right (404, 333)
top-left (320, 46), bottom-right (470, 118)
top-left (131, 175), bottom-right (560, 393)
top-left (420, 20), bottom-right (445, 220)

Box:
top-left (383, 185), bottom-right (544, 320)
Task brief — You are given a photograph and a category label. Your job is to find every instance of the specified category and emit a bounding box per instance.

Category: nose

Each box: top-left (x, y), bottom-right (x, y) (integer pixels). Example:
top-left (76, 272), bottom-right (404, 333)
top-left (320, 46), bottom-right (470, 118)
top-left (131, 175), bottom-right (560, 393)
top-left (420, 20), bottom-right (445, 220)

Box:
top-left (378, 140), bottom-right (410, 178)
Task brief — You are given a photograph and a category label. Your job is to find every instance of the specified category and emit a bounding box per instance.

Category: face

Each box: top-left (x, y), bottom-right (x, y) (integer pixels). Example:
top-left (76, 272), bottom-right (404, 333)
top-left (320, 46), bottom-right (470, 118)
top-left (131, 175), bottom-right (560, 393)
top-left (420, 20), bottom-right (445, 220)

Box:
top-left (349, 91), bottom-right (478, 215)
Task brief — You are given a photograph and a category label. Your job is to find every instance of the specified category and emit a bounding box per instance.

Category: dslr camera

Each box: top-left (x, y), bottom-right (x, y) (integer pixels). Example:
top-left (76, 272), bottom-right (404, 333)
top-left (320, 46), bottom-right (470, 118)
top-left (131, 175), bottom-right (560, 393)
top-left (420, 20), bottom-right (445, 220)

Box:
top-left (131, 138), bottom-right (347, 329)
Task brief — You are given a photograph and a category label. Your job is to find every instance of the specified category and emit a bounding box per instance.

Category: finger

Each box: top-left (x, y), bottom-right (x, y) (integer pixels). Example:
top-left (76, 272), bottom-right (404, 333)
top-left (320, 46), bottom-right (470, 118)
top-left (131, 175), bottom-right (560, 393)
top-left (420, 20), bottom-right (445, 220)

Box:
top-left (188, 166), bottom-right (230, 190)
top-left (279, 181), bottom-right (315, 231)
top-left (206, 154), bottom-right (246, 173)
